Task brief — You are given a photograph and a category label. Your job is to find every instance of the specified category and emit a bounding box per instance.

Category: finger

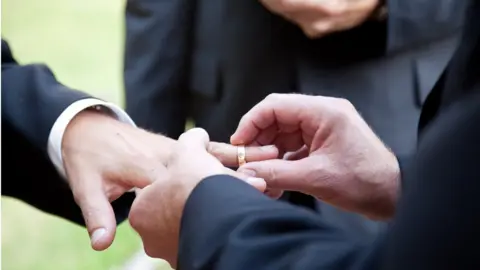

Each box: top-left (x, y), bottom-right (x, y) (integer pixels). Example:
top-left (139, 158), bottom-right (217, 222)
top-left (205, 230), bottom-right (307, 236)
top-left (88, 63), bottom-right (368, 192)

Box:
top-left (230, 94), bottom-right (285, 145)
top-left (231, 94), bottom-right (309, 145)
top-left (284, 145), bottom-right (309, 161)
top-left (130, 167), bottom-right (162, 195)
top-left (289, 0), bottom-right (360, 16)
top-left (274, 132), bottom-right (306, 154)
top-left (264, 188), bottom-right (284, 199)
top-left (302, 13), bottom-right (361, 38)
top-left (178, 128), bottom-right (210, 149)
top-left (230, 106), bottom-right (270, 145)
top-left (261, 0), bottom-right (343, 16)
top-left (128, 172), bottom-right (171, 233)
top-left (72, 177), bottom-right (117, 251)
top-left (255, 124), bottom-right (279, 146)
top-left (207, 142), bottom-right (279, 167)
top-left (123, 165), bottom-right (166, 193)
top-left (222, 168), bottom-right (267, 192)
top-left (237, 158), bottom-right (316, 192)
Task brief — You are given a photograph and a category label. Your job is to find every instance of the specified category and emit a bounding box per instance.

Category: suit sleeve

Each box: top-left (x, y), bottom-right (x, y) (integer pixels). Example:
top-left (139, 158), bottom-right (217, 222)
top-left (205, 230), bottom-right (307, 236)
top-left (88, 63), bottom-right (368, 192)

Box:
top-left (178, 176), bottom-right (380, 270)
top-left (384, 2), bottom-right (480, 266)
top-left (385, 0), bottom-right (466, 53)
top-left (1, 39), bottom-right (89, 152)
top-left (1, 39), bottom-right (134, 225)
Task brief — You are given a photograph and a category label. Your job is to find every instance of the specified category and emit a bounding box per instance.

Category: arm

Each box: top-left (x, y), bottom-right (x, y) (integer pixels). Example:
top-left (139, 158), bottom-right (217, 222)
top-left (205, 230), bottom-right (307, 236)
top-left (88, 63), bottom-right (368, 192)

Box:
top-left (385, 2), bottom-right (480, 266)
top-left (385, 93), bottom-right (480, 269)
top-left (1, 39), bottom-right (134, 225)
top-left (1, 39), bottom-right (89, 152)
top-left (385, 0), bottom-right (466, 53)
top-left (177, 94), bottom-right (480, 269)
top-left (178, 176), bottom-right (381, 270)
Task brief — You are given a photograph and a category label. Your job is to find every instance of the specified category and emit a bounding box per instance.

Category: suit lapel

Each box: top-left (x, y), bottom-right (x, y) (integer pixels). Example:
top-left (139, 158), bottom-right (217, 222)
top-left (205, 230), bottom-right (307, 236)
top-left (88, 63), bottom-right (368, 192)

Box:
top-left (419, 0), bottom-right (480, 138)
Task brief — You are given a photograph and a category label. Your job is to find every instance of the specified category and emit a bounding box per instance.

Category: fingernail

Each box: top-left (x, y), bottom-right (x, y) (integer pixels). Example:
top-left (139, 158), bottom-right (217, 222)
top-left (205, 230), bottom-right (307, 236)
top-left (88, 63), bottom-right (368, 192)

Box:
top-left (238, 169), bottom-right (256, 177)
top-left (283, 152), bottom-right (293, 160)
top-left (246, 177), bottom-right (265, 186)
top-left (230, 135), bottom-right (243, 144)
top-left (91, 228), bottom-right (107, 246)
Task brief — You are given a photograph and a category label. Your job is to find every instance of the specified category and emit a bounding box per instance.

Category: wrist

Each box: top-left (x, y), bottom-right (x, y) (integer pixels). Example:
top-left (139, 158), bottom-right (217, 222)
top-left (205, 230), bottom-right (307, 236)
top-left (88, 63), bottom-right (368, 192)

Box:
top-left (382, 157), bottom-right (400, 218)
top-left (62, 110), bottom-right (176, 184)
top-left (64, 109), bottom-right (176, 162)
top-left (49, 99), bottom-right (138, 179)
top-left (63, 110), bottom-right (115, 149)
top-left (365, 155), bottom-right (400, 220)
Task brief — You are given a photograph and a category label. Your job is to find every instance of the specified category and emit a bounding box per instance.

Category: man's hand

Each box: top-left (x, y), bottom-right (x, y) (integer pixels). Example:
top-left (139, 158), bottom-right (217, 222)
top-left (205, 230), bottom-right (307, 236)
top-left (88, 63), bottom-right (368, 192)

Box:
top-left (129, 128), bottom-right (266, 267)
top-left (62, 111), bottom-right (277, 251)
top-left (260, 0), bottom-right (379, 38)
top-left (231, 93), bottom-right (400, 220)
top-left (62, 110), bottom-right (172, 251)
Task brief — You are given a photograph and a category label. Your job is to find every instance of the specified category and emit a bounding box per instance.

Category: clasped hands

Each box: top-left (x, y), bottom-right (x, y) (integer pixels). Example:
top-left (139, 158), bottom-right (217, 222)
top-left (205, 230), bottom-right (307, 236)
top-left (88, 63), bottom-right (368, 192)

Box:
top-left (62, 111), bottom-right (277, 251)
top-left (62, 93), bottom-right (400, 267)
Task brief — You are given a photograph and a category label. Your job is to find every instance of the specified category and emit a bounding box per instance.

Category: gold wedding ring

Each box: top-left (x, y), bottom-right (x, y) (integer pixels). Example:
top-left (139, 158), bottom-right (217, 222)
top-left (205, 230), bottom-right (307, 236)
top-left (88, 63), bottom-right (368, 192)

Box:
top-left (237, 145), bottom-right (246, 167)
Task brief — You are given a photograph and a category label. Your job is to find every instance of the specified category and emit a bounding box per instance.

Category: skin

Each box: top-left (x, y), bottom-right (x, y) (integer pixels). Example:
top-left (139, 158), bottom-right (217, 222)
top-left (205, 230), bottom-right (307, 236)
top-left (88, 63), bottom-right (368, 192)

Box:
top-left (231, 93), bottom-right (400, 220)
top-left (62, 111), bottom-right (277, 251)
top-left (129, 128), bottom-right (267, 268)
top-left (129, 93), bottom-right (400, 266)
top-left (260, 0), bottom-right (380, 38)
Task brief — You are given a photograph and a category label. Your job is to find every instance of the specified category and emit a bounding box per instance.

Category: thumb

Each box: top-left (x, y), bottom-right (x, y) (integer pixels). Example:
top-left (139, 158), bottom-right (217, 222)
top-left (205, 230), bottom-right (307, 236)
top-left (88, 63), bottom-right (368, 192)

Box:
top-left (178, 128), bottom-right (210, 149)
top-left (225, 168), bottom-right (267, 192)
top-left (72, 179), bottom-right (117, 251)
top-left (237, 158), bottom-right (315, 193)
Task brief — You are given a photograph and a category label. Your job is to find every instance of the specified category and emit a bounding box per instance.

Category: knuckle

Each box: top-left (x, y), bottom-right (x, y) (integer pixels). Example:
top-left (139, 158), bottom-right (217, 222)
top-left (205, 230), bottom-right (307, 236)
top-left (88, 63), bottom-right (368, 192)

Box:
top-left (323, 5), bottom-right (346, 16)
top-left (265, 93), bottom-right (282, 102)
top-left (265, 93), bottom-right (296, 108)
top-left (330, 98), bottom-right (356, 121)
top-left (128, 204), bottom-right (146, 232)
top-left (281, 0), bottom-right (300, 10)
top-left (208, 144), bottom-right (227, 164)
top-left (206, 143), bottom-right (216, 155)
top-left (143, 244), bottom-right (160, 258)
top-left (128, 211), bottom-right (141, 230)
top-left (190, 127), bottom-right (209, 138)
top-left (266, 188), bottom-right (284, 199)
top-left (310, 21), bottom-right (332, 35)
top-left (238, 114), bottom-right (249, 126)
top-left (267, 167), bottom-right (279, 185)
top-left (304, 28), bottom-right (321, 39)
top-left (335, 97), bottom-right (356, 112)
top-left (166, 149), bottom-right (180, 167)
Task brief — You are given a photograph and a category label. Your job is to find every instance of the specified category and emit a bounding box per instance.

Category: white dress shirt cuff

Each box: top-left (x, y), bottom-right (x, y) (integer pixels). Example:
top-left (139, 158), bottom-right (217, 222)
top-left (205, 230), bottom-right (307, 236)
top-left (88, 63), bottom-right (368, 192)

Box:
top-left (47, 98), bottom-right (136, 178)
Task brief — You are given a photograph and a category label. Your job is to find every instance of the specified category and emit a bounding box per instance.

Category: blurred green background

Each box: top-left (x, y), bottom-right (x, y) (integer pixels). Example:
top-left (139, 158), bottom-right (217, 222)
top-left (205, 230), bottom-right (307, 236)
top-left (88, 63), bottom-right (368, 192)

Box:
top-left (2, 0), bottom-right (171, 269)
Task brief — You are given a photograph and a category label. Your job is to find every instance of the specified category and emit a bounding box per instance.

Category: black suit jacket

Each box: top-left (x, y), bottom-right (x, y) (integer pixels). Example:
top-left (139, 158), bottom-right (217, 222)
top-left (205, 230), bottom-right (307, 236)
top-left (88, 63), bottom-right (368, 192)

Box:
top-left (1, 40), bottom-right (134, 226)
top-left (177, 2), bottom-right (480, 269)
top-left (125, 0), bottom-right (465, 234)
top-left (125, 0), bottom-right (464, 156)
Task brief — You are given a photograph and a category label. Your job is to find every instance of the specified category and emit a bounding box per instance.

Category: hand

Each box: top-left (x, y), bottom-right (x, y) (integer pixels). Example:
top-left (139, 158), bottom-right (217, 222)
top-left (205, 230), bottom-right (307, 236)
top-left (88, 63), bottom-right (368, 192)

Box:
top-left (260, 0), bottom-right (380, 38)
top-left (231, 93), bottom-right (400, 220)
top-left (62, 110), bottom-right (171, 250)
top-left (129, 128), bottom-right (266, 267)
top-left (62, 111), bottom-right (278, 251)
top-left (207, 141), bottom-right (280, 168)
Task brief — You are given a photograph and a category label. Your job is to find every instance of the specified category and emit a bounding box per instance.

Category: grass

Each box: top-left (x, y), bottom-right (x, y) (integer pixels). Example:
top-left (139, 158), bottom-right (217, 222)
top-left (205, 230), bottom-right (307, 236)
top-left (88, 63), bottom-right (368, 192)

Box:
top-left (2, 0), bottom-right (170, 269)
top-left (2, 198), bottom-right (140, 270)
